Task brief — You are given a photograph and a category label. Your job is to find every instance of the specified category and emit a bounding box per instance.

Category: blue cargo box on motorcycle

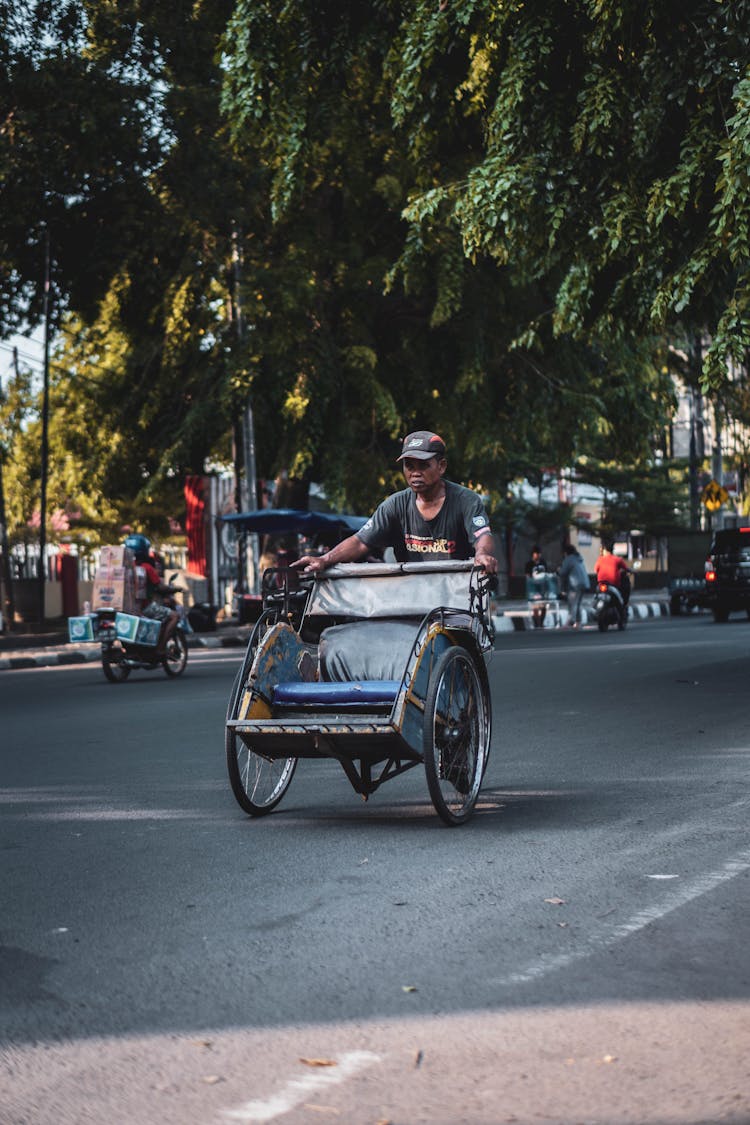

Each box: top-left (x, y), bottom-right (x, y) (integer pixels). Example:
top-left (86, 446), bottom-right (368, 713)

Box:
top-left (67, 615), bottom-right (96, 643)
top-left (114, 612), bottom-right (162, 646)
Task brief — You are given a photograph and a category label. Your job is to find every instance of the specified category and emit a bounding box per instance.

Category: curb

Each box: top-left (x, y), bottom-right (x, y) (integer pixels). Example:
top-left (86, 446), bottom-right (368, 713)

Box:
top-left (0, 630), bottom-right (252, 671)
top-left (186, 632), bottom-right (250, 649)
top-left (0, 647), bottom-right (104, 672)
top-left (492, 600), bottom-right (669, 633)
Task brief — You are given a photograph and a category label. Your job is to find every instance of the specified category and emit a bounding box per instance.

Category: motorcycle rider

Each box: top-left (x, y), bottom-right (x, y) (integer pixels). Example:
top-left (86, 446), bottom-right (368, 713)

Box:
top-left (124, 533), bottom-right (181, 653)
top-left (594, 539), bottom-right (631, 624)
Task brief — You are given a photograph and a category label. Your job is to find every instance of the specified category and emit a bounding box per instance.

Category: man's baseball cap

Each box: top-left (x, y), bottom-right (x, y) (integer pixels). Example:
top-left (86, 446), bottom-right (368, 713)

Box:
top-left (396, 431), bottom-right (447, 461)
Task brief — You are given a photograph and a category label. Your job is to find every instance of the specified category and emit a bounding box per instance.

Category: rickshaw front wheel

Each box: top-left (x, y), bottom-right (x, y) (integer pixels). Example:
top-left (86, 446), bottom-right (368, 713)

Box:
top-left (227, 734), bottom-right (297, 816)
top-left (226, 666), bottom-right (297, 816)
top-left (423, 645), bottom-right (489, 826)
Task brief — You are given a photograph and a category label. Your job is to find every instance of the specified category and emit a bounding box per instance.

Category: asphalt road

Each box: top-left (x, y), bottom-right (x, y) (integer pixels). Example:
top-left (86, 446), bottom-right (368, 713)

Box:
top-left (1, 616), bottom-right (749, 1124)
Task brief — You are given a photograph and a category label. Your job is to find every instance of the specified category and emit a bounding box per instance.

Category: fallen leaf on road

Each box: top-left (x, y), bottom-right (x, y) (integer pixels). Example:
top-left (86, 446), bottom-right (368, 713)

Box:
top-left (302, 1105), bottom-right (340, 1115)
top-left (191, 1039), bottom-right (212, 1048)
top-left (557, 921), bottom-right (569, 928)
top-left (602, 1054), bottom-right (618, 1064)
top-left (402, 985), bottom-right (418, 992)
top-left (202, 1075), bottom-right (222, 1084)
top-left (300, 1058), bottom-right (337, 1068)
top-left (544, 897), bottom-right (566, 905)
top-left (414, 1049), bottom-right (424, 1068)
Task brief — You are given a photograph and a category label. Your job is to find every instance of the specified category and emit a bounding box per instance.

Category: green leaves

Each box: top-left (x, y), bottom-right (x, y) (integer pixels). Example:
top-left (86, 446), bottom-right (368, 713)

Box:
top-left (390, 0), bottom-right (750, 388)
top-left (6, 0), bottom-right (742, 544)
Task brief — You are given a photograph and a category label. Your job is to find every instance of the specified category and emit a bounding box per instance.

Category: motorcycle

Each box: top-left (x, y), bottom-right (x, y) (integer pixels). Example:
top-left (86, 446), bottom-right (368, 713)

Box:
top-left (591, 581), bottom-right (627, 632)
top-left (95, 579), bottom-right (190, 682)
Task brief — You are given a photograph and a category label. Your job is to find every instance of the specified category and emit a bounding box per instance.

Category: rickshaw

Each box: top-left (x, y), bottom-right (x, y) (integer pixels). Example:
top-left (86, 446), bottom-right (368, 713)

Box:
top-left (225, 560), bottom-right (495, 826)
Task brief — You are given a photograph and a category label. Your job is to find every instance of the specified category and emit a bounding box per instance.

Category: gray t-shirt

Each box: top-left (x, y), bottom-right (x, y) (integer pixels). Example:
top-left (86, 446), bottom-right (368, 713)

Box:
top-left (356, 481), bottom-right (492, 562)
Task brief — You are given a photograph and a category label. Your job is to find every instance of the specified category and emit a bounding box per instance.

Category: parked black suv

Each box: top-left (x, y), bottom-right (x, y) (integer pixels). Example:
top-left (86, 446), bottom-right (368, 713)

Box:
top-left (703, 527), bottom-right (750, 621)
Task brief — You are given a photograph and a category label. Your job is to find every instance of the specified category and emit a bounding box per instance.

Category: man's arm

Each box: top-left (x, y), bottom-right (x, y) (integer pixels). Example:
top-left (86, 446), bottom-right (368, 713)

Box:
top-left (459, 488), bottom-right (498, 574)
top-left (473, 531), bottom-right (498, 575)
top-left (292, 534), bottom-right (371, 574)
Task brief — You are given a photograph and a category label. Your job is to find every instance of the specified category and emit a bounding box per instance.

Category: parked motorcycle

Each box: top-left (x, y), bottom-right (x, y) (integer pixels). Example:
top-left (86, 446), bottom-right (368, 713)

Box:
top-left (591, 581), bottom-right (627, 632)
top-left (96, 580), bottom-right (189, 682)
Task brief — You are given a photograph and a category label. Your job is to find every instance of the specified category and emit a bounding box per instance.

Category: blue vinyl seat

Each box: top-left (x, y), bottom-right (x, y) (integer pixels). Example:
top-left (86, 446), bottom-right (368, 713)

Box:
top-left (272, 680), bottom-right (400, 707)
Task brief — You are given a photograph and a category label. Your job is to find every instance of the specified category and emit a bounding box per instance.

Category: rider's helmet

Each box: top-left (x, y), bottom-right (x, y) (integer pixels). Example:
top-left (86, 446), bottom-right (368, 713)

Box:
top-left (124, 533), bottom-right (151, 564)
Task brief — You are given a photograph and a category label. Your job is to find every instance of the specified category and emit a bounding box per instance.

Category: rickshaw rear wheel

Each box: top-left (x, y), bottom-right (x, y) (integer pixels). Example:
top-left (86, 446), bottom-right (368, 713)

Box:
top-left (423, 645), bottom-right (489, 826)
top-left (225, 653), bottom-right (297, 816)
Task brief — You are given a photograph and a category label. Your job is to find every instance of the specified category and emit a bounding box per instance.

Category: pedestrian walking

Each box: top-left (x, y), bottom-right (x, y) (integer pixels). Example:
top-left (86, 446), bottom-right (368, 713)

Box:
top-left (559, 543), bottom-right (590, 628)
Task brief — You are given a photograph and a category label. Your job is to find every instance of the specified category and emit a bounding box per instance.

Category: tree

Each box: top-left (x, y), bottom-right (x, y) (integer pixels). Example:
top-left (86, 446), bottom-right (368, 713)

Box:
top-left (1, 0), bottom-right (249, 539)
top-left (390, 0), bottom-right (750, 387)
top-left (219, 0), bottom-right (677, 514)
top-left (0, 0), bottom-right (693, 543)
top-left (574, 459), bottom-right (691, 540)
top-left (0, 1), bottom-right (164, 332)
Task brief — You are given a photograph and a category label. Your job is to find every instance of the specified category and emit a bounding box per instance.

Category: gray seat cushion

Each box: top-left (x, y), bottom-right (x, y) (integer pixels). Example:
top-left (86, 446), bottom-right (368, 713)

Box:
top-left (319, 620), bottom-right (420, 682)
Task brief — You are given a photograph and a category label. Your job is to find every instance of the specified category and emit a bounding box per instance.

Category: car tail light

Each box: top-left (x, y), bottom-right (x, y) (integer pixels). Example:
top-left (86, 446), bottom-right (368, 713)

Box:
top-left (598, 582), bottom-right (608, 592)
top-left (705, 569), bottom-right (716, 583)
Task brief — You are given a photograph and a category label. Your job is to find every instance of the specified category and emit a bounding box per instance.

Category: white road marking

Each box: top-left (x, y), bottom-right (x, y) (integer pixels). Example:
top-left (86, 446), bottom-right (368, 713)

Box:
top-left (492, 847), bottom-right (750, 987)
top-left (220, 1050), bottom-right (381, 1123)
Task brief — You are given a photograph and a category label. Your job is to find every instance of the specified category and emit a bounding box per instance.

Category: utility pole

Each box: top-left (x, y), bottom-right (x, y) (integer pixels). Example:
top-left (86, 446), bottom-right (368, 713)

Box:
top-left (232, 223), bottom-right (259, 596)
top-left (0, 363), bottom-right (16, 630)
top-left (688, 337), bottom-right (704, 531)
top-left (38, 229), bottom-right (51, 625)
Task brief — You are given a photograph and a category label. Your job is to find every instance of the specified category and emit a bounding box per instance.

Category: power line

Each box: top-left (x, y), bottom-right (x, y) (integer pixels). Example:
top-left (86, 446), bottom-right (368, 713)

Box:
top-left (0, 340), bottom-right (115, 389)
top-left (0, 341), bottom-right (44, 370)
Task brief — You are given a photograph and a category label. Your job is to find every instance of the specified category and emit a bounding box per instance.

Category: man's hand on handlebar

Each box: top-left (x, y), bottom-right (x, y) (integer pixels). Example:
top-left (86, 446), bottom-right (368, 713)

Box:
top-left (291, 535), bottom-right (370, 574)
top-left (474, 550), bottom-right (499, 576)
top-left (291, 553), bottom-right (331, 574)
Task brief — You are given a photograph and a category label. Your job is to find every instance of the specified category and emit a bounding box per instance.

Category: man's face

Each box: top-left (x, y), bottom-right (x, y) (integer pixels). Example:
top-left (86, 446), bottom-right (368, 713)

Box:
top-left (402, 455), bottom-right (446, 494)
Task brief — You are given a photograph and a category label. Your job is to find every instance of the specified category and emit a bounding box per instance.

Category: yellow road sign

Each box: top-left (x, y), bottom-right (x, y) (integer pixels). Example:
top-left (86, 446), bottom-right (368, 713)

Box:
top-left (702, 479), bottom-right (730, 512)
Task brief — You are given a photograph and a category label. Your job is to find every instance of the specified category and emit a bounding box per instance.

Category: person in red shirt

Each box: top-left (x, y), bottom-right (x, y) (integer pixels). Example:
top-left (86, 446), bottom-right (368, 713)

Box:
top-left (125, 534), bottom-right (181, 652)
top-left (594, 540), bottom-right (631, 606)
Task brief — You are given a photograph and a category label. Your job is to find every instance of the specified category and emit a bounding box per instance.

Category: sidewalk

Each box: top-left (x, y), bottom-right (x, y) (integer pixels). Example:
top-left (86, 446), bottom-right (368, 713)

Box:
top-left (0, 589), bottom-right (671, 671)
